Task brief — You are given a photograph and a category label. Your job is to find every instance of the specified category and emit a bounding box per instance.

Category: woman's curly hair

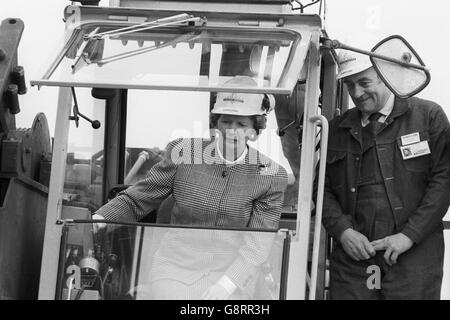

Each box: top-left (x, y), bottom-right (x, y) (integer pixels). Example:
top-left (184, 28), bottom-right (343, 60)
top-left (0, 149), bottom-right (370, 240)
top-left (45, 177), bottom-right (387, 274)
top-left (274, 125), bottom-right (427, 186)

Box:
top-left (209, 113), bottom-right (267, 135)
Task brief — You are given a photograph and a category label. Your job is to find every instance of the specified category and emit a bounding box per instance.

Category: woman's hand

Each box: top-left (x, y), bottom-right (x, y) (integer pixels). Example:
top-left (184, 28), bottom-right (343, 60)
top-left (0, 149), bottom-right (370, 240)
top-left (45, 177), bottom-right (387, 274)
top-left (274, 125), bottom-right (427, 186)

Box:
top-left (92, 214), bottom-right (106, 233)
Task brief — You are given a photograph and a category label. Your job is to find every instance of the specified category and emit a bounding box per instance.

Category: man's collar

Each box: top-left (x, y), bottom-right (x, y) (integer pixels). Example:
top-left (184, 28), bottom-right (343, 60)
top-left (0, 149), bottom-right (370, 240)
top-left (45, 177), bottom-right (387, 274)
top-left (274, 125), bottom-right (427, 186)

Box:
top-left (339, 95), bottom-right (409, 129)
top-left (385, 96), bottom-right (409, 123)
top-left (359, 93), bottom-right (394, 126)
top-left (378, 93), bottom-right (395, 117)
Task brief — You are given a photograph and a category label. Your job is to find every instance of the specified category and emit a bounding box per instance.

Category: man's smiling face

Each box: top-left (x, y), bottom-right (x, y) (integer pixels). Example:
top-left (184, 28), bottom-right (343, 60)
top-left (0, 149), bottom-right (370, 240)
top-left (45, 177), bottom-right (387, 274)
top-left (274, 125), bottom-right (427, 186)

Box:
top-left (343, 67), bottom-right (392, 115)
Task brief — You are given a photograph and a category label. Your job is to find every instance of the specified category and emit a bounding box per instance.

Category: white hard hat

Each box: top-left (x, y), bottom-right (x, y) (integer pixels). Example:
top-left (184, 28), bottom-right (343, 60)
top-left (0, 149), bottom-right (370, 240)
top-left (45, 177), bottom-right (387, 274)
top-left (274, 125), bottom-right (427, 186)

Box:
top-left (211, 76), bottom-right (274, 116)
top-left (336, 49), bottom-right (372, 80)
top-left (336, 32), bottom-right (382, 80)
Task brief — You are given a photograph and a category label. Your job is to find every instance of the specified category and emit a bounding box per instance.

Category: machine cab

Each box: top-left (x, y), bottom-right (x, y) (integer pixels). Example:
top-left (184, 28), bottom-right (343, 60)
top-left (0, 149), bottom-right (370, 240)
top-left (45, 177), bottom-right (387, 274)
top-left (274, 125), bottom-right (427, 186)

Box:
top-left (31, 1), bottom-right (339, 300)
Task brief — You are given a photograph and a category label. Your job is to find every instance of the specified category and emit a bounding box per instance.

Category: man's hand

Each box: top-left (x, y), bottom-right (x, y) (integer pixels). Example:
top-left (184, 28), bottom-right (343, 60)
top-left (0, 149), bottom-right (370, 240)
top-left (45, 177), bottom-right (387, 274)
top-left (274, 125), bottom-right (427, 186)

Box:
top-left (200, 283), bottom-right (231, 300)
top-left (92, 214), bottom-right (106, 233)
top-left (371, 233), bottom-right (413, 266)
top-left (339, 228), bottom-right (376, 261)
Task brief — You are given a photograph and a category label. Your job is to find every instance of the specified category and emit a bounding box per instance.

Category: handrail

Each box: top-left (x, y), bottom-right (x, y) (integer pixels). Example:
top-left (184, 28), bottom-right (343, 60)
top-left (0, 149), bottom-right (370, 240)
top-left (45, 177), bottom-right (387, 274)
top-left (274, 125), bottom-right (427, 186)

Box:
top-left (307, 115), bottom-right (328, 300)
top-left (60, 218), bottom-right (283, 234)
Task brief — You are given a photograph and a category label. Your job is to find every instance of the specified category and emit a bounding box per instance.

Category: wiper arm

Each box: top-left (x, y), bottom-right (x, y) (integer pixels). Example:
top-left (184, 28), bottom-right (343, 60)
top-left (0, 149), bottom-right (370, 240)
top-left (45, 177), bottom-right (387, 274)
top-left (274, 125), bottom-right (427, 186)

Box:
top-left (84, 13), bottom-right (206, 41)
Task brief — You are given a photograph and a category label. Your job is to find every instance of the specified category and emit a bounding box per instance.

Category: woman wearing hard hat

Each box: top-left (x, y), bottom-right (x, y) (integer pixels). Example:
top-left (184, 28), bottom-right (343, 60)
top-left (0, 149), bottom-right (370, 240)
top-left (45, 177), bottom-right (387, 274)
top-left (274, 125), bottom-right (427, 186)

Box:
top-left (93, 75), bottom-right (288, 300)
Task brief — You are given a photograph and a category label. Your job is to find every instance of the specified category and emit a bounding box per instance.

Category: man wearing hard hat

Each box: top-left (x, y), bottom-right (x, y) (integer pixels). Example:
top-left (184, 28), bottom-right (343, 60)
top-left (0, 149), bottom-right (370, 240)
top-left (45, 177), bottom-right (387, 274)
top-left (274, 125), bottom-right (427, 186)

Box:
top-left (322, 47), bottom-right (450, 299)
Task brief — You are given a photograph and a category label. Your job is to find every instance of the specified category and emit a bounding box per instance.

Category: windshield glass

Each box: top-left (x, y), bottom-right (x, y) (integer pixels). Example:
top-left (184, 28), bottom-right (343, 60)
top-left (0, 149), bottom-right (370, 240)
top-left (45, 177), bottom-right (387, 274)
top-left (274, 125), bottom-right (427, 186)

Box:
top-left (57, 221), bottom-right (288, 300)
top-left (62, 88), bottom-right (106, 211)
top-left (34, 23), bottom-right (305, 94)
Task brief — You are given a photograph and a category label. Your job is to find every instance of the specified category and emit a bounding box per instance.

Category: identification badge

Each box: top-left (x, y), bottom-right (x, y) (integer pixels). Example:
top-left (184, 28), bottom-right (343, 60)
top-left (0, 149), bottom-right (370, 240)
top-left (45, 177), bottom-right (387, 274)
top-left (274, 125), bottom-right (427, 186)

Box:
top-left (401, 132), bottom-right (420, 146)
top-left (400, 141), bottom-right (431, 160)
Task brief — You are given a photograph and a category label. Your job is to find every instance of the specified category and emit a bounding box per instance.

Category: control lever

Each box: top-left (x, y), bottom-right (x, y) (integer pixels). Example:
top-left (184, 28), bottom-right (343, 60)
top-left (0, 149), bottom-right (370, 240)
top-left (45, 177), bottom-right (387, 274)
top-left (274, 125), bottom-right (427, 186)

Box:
top-left (70, 87), bottom-right (101, 129)
top-left (277, 117), bottom-right (302, 137)
top-left (103, 253), bottom-right (118, 283)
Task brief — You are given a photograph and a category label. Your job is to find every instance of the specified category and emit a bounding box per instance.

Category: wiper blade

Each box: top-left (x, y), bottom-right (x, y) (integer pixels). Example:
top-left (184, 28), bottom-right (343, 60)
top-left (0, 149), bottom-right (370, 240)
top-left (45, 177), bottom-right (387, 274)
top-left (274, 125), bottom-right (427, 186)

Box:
top-left (84, 13), bottom-right (206, 41)
top-left (94, 32), bottom-right (202, 67)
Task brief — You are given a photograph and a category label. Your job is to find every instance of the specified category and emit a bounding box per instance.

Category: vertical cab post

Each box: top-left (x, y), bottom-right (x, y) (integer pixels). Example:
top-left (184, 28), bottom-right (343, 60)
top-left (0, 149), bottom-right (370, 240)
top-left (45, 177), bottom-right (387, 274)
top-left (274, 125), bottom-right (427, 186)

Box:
top-left (38, 87), bottom-right (73, 299)
top-left (288, 30), bottom-right (322, 300)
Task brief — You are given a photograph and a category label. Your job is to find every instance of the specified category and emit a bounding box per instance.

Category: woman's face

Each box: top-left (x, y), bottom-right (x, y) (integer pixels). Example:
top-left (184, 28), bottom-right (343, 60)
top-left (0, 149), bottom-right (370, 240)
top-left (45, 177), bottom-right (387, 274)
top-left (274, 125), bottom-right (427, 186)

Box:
top-left (216, 114), bottom-right (256, 153)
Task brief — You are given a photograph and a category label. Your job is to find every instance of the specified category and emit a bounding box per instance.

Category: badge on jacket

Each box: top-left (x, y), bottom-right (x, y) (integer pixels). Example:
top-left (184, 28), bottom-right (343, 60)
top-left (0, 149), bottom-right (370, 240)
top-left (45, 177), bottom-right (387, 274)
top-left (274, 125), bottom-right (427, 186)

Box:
top-left (258, 164), bottom-right (268, 174)
top-left (400, 132), bottom-right (431, 160)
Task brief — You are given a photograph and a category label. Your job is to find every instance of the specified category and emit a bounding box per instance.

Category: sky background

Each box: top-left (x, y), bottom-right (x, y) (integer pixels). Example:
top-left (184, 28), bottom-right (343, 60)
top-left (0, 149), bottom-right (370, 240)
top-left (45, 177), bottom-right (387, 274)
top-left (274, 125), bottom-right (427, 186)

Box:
top-left (1, 0), bottom-right (449, 299)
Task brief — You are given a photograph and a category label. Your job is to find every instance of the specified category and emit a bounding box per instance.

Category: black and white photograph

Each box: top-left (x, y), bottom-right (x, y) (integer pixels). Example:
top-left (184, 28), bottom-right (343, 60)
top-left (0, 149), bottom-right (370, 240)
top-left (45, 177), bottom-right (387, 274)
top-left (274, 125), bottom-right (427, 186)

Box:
top-left (0, 0), bottom-right (449, 306)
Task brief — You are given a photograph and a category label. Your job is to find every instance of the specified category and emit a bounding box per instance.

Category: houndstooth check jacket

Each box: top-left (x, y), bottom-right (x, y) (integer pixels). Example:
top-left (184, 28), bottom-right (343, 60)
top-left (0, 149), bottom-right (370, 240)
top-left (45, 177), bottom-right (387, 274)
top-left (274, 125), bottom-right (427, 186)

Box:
top-left (95, 137), bottom-right (288, 294)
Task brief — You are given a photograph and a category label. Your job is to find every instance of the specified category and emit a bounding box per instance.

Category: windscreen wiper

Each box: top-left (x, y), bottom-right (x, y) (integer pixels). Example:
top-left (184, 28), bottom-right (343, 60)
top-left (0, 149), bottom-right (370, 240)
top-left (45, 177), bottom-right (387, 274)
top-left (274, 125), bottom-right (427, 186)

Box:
top-left (71, 13), bottom-right (206, 73)
top-left (84, 13), bottom-right (205, 41)
top-left (94, 31), bottom-right (203, 67)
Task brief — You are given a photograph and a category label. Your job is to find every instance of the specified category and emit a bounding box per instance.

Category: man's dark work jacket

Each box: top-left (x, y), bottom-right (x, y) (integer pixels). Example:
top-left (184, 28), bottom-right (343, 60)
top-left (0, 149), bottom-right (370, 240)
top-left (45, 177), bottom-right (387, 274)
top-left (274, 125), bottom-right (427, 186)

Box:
top-left (323, 96), bottom-right (450, 244)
